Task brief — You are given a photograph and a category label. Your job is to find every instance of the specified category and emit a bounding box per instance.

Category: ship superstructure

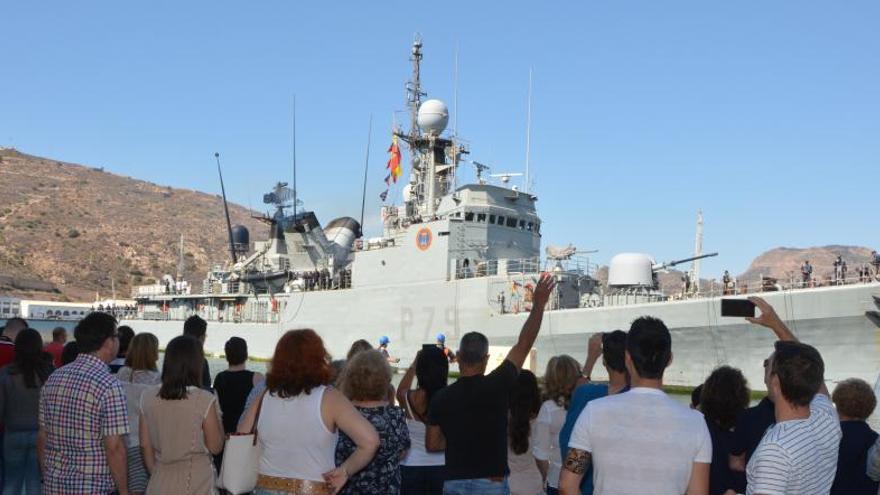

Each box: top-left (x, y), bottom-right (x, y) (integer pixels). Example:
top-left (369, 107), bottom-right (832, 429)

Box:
top-left (127, 39), bottom-right (880, 391)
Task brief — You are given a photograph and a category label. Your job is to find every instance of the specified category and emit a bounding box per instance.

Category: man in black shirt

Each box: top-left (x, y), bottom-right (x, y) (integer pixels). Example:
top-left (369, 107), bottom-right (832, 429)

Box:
top-left (427, 273), bottom-right (555, 494)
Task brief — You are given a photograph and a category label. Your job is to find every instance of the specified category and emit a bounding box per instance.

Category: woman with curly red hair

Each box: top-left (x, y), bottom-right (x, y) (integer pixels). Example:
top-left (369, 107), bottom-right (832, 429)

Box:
top-left (238, 329), bottom-right (379, 494)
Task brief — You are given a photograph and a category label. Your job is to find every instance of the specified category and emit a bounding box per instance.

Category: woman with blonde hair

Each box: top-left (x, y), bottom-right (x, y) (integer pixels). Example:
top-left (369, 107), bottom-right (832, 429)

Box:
top-left (534, 354), bottom-right (581, 494)
top-left (238, 329), bottom-right (379, 494)
top-left (336, 349), bottom-right (410, 494)
top-left (117, 332), bottom-right (161, 495)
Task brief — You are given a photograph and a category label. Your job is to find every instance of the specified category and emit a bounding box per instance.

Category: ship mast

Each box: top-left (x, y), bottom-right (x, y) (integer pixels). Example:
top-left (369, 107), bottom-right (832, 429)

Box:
top-left (407, 38), bottom-right (425, 141)
top-left (397, 38), bottom-right (467, 222)
top-left (692, 210), bottom-right (704, 293)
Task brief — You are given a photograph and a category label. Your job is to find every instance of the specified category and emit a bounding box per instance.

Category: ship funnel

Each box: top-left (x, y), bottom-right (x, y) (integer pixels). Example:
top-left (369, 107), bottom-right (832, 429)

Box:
top-left (325, 217), bottom-right (361, 259)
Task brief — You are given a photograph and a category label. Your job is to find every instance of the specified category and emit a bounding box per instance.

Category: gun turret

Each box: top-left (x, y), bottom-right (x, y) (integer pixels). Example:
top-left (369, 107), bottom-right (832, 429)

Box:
top-left (652, 252), bottom-right (718, 272)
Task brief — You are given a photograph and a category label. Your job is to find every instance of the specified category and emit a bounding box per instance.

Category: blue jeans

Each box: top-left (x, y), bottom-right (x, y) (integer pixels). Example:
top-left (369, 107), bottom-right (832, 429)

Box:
top-left (3, 429), bottom-right (41, 494)
top-left (443, 477), bottom-right (509, 495)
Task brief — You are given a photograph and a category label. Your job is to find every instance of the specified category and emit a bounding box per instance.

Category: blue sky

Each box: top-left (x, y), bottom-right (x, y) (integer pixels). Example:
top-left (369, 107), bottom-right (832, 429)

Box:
top-left (2, 1), bottom-right (878, 277)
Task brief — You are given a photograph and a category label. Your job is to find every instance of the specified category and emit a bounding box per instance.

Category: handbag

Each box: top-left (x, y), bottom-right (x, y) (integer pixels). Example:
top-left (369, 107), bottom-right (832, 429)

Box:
top-left (218, 390), bottom-right (267, 494)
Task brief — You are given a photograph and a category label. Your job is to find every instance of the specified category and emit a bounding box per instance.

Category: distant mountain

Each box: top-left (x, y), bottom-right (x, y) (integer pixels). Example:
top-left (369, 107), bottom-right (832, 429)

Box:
top-left (738, 245), bottom-right (875, 283)
top-left (0, 149), bottom-right (266, 301)
top-left (595, 244), bottom-right (876, 295)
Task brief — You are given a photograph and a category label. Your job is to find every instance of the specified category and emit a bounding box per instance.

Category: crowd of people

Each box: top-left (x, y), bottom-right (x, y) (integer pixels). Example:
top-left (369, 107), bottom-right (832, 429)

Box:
top-left (0, 270), bottom-right (878, 494)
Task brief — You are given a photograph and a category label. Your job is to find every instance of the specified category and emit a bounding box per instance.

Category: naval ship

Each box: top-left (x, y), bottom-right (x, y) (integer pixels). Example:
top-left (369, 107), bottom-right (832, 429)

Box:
top-left (124, 40), bottom-right (880, 390)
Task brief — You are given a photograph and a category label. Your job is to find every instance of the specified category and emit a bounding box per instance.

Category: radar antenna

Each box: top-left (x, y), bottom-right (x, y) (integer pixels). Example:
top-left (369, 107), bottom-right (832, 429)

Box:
top-left (471, 161), bottom-right (491, 184)
top-left (489, 172), bottom-right (524, 185)
top-left (406, 36), bottom-right (426, 140)
top-left (263, 182), bottom-right (300, 211)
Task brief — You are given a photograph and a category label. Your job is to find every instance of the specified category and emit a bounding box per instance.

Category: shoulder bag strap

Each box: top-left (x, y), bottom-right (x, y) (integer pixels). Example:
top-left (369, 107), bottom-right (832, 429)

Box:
top-left (251, 389), bottom-right (268, 446)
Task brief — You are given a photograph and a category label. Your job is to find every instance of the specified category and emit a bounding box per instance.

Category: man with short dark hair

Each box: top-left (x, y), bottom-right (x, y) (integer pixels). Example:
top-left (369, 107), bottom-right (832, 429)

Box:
top-left (44, 326), bottom-right (67, 368)
top-left (427, 273), bottom-right (555, 494)
top-left (558, 330), bottom-right (629, 495)
top-left (37, 312), bottom-right (129, 494)
top-left (109, 325), bottom-right (134, 373)
top-left (559, 316), bottom-right (711, 495)
top-left (743, 297), bottom-right (840, 495)
top-left (183, 315), bottom-right (212, 389)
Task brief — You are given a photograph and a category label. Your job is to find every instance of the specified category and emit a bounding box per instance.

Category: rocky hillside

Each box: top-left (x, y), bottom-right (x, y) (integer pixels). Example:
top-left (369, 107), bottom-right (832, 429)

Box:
top-left (595, 245), bottom-right (876, 294)
top-left (1, 149), bottom-right (874, 302)
top-left (0, 149), bottom-right (265, 301)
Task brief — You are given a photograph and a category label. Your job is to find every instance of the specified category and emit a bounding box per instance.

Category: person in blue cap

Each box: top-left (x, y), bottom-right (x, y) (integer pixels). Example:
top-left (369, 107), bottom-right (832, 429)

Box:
top-left (437, 333), bottom-right (456, 362)
top-left (379, 335), bottom-right (400, 363)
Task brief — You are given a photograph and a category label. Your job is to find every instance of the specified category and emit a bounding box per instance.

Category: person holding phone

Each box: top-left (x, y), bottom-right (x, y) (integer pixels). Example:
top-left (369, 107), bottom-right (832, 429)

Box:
top-left (742, 297), bottom-right (841, 495)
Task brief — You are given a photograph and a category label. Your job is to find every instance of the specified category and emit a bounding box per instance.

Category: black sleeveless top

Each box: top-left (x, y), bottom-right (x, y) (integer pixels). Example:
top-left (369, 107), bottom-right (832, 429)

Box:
top-left (213, 369), bottom-right (255, 433)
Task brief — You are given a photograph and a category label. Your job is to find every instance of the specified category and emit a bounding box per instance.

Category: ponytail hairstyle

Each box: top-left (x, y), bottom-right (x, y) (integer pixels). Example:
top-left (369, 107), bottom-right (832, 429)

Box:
top-left (508, 369), bottom-right (541, 455)
top-left (626, 317), bottom-right (672, 380)
top-left (543, 355), bottom-right (581, 409)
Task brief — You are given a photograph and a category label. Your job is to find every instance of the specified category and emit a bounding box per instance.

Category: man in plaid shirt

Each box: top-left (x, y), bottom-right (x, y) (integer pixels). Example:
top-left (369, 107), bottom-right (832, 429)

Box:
top-left (37, 312), bottom-right (130, 495)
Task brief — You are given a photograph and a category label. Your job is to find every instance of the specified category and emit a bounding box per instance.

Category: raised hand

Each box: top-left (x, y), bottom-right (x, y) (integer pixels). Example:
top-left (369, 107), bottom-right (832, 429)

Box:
top-left (747, 296), bottom-right (795, 342)
top-left (587, 333), bottom-right (603, 362)
top-left (531, 272), bottom-right (557, 310)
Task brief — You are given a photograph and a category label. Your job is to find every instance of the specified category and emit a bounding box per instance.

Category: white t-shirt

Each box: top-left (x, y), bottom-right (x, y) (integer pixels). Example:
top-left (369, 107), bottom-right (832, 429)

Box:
top-left (533, 399), bottom-right (566, 488)
top-left (746, 394), bottom-right (841, 495)
top-left (568, 387), bottom-right (712, 494)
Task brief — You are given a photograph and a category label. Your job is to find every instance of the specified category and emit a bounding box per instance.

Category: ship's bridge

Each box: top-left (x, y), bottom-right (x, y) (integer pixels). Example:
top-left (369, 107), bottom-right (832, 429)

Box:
top-left (437, 183), bottom-right (541, 264)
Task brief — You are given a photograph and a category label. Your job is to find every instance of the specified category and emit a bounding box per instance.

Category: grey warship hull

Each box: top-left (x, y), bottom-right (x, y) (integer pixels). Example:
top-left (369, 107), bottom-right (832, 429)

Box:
top-left (123, 278), bottom-right (880, 391)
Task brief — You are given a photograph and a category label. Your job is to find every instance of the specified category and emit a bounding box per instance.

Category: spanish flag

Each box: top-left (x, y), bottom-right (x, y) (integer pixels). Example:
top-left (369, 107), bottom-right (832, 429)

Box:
top-left (386, 135), bottom-right (402, 183)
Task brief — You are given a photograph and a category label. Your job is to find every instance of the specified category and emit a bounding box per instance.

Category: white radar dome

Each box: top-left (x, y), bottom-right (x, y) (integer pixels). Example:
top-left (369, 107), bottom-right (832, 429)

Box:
top-left (608, 253), bottom-right (655, 287)
top-left (417, 99), bottom-right (449, 134)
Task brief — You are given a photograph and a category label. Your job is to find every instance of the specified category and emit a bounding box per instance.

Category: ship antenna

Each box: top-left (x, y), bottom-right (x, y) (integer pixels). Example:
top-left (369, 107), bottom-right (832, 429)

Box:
top-left (525, 67), bottom-right (533, 194)
top-left (408, 36), bottom-right (425, 140)
top-left (453, 43), bottom-right (459, 188)
top-left (292, 95), bottom-right (298, 216)
top-left (692, 209), bottom-right (704, 293)
top-left (453, 43), bottom-right (459, 139)
top-left (214, 152), bottom-right (237, 263)
top-left (359, 114), bottom-right (373, 237)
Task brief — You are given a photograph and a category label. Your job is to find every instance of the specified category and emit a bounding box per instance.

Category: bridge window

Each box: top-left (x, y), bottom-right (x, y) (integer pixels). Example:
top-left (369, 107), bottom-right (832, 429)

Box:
top-left (519, 220), bottom-right (526, 230)
top-left (465, 212), bottom-right (475, 221)
top-left (477, 213), bottom-right (487, 223)
top-left (506, 217), bottom-right (517, 228)
top-left (497, 215), bottom-right (505, 225)
top-left (489, 214), bottom-right (496, 224)
top-left (527, 222), bottom-right (534, 232)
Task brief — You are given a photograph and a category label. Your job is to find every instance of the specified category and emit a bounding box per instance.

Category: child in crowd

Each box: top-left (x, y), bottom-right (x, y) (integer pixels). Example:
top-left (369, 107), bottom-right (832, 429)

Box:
top-left (830, 378), bottom-right (879, 495)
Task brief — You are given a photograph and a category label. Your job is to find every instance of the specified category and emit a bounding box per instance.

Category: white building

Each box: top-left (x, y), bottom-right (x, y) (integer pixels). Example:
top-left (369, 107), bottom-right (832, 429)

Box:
top-left (0, 297), bottom-right (22, 319)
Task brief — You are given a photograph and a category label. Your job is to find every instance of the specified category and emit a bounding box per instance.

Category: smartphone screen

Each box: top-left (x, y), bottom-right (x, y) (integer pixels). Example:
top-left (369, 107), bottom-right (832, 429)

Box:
top-left (721, 298), bottom-right (756, 317)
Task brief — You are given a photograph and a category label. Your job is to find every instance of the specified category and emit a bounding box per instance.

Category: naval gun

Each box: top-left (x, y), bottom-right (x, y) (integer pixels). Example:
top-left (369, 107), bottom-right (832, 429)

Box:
top-left (652, 252), bottom-right (718, 272)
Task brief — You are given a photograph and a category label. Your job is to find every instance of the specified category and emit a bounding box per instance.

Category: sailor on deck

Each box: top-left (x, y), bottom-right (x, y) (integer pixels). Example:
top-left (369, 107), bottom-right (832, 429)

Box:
top-left (437, 333), bottom-right (456, 362)
top-left (378, 335), bottom-right (400, 364)
top-left (801, 260), bottom-right (813, 286)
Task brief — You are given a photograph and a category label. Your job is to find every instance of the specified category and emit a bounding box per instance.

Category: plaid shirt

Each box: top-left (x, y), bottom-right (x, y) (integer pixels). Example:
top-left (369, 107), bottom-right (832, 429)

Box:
top-left (39, 353), bottom-right (129, 495)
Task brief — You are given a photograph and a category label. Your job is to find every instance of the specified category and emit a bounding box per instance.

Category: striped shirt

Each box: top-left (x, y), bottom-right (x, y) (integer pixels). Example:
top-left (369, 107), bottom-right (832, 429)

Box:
top-left (746, 394), bottom-right (841, 495)
top-left (39, 353), bottom-right (130, 495)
